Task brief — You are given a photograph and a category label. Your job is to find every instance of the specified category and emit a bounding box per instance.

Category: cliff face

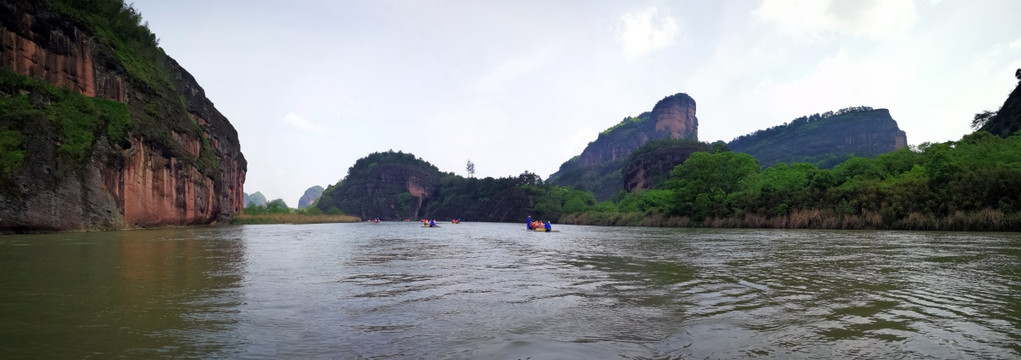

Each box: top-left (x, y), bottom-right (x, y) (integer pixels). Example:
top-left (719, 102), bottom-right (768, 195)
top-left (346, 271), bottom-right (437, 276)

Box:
top-left (0, 1), bottom-right (246, 231)
top-left (576, 93), bottom-right (697, 166)
top-left (980, 79), bottom-right (1021, 137)
top-left (621, 140), bottom-right (711, 192)
top-left (549, 93), bottom-right (697, 200)
top-left (728, 107), bottom-right (906, 169)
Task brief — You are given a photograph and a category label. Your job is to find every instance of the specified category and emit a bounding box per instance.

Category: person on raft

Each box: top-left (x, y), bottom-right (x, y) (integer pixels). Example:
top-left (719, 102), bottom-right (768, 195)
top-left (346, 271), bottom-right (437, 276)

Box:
top-left (526, 215), bottom-right (533, 230)
top-left (544, 220), bottom-right (552, 232)
top-left (429, 219), bottom-right (437, 227)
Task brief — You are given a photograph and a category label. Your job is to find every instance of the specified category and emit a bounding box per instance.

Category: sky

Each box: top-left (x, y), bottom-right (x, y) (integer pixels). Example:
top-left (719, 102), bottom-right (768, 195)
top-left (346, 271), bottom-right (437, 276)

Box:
top-left (129, 0), bottom-right (1021, 207)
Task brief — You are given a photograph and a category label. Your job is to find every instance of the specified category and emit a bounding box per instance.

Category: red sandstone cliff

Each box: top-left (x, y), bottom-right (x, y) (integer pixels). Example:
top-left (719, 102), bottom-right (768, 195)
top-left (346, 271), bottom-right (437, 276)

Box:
top-left (0, 1), bottom-right (246, 231)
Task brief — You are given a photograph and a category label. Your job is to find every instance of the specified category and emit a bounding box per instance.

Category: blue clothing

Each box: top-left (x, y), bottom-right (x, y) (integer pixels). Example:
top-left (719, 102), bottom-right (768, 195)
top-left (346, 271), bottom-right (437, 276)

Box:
top-left (544, 221), bottom-right (551, 231)
top-left (429, 219), bottom-right (436, 227)
top-left (527, 216), bottom-right (533, 230)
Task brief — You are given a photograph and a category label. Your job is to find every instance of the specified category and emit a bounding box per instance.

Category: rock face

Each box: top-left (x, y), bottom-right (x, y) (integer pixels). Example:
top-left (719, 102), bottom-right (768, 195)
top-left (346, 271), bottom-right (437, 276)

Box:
top-left (728, 107), bottom-right (907, 168)
top-left (0, 1), bottom-right (246, 232)
top-left (548, 93), bottom-right (697, 200)
top-left (621, 140), bottom-right (711, 192)
top-left (980, 78), bottom-right (1021, 137)
top-left (576, 93), bottom-right (697, 167)
top-left (297, 185), bottom-right (324, 209)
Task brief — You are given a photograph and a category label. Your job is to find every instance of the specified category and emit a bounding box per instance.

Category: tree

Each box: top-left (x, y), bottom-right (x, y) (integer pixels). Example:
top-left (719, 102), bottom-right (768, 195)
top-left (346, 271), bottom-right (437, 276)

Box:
top-left (466, 159), bottom-right (475, 178)
top-left (665, 152), bottom-right (760, 219)
top-left (972, 110), bottom-right (996, 130)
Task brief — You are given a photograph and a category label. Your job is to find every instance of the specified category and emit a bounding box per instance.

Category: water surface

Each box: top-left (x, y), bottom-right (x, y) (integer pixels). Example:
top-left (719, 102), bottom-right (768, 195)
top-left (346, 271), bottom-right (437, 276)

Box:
top-left (1, 223), bottom-right (1019, 359)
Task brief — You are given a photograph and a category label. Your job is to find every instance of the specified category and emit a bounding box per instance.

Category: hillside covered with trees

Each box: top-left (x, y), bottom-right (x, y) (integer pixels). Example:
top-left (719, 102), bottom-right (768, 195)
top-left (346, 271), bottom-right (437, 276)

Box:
top-left (727, 106), bottom-right (907, 168)
top-left (314, 150), bottom-right (595, 223)
top-left (564, 130), bottom-right (1021, 231)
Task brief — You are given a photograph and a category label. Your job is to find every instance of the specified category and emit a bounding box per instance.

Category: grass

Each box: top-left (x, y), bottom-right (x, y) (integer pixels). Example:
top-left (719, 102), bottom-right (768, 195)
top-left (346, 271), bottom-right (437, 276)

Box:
top-left (231, 213), bottom-right (361, 225)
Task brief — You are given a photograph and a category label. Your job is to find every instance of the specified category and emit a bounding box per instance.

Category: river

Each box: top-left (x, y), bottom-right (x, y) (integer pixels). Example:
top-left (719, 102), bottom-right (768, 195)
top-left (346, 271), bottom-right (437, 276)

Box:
top-left (1, 222), bottom-right (1019, 359)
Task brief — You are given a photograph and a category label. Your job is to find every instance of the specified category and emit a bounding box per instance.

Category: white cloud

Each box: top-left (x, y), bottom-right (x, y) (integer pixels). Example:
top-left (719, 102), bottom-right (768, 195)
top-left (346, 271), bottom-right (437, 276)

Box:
top-left (615, 7), bottom-right (679, 58)
top-left (283, 112), bottom-right (326, 133)
top-left (473, 49), bottom-right (551, 93)
top-left (756, 0), bottom-right (917, 40)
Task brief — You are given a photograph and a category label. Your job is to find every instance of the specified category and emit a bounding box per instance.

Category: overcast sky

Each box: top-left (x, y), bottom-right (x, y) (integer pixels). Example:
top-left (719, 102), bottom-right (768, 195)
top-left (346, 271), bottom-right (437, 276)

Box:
top-left (130, 0), bottom-right (1021, 207)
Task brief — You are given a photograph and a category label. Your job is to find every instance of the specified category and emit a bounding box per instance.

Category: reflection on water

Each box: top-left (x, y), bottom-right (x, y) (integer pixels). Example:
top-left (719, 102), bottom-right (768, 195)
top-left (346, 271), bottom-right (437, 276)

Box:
top-left (0, 228), bottom-right (245, 359)
top-left (1, 224), bottom-right (1020, 358)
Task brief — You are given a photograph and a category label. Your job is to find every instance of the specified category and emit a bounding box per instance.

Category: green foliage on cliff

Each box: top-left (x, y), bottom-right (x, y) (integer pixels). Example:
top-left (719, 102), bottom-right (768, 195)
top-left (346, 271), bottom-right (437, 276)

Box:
top-left (33, 0), bottom-right (227, 177)
top-left (728, 106), bottom-right (903, 168)
top-left (42, 0), bottom-right (167, 90)
top-left (563, 131), bottom-right (1021, 230)
top-left (600, 112), bottom-right (651, 136)
top-left (0, 68), bottom-right (131, 171)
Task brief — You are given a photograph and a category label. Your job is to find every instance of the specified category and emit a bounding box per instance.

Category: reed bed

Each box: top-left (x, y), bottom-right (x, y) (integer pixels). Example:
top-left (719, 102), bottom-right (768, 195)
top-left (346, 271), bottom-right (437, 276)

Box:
top-left (232, 213), bottom-right (361, 225)
top-left (560, 208), bottom-right (1021, 231)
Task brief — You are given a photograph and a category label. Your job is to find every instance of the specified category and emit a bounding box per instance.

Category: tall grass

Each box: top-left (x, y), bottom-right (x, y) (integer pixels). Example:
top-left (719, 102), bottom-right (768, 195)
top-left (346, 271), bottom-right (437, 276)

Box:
top-left (232, 213), bottom-right (360, 225)
top-left (560, 208), bottom-right (1021, 231)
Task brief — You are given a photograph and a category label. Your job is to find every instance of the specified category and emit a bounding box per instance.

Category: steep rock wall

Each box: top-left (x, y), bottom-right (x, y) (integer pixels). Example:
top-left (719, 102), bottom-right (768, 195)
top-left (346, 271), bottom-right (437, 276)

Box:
top-left (548, 93), bottom-right (697, 201)
top-left (728, 108), bottom-right (907, 168)
top-left (576, 93), bottom-right (698, 167)
top-left (0, 1), bottom-right (245, 231)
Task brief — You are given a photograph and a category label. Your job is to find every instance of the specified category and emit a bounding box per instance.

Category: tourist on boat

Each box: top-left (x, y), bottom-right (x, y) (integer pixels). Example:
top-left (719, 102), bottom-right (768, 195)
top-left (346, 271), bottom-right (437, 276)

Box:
top-left (526, 215), bottom-right (533, 230)
top-left (544, 221), bottom-right (552, 232)
top-left (429, 219), bottom-right (436, 227)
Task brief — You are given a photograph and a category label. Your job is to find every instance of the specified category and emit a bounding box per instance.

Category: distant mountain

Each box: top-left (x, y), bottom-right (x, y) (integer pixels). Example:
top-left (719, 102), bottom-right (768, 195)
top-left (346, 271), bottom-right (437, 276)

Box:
top-left (979, 73), bottom-right (1021, 137)
top-left (298, 186), bottom-right (324, 209)
top-left (245, 192), bottom-right (267, 207)
top-left (727, 107), bottom-right (907, 168)
top-left (548, 93), bottom-right (698, 201)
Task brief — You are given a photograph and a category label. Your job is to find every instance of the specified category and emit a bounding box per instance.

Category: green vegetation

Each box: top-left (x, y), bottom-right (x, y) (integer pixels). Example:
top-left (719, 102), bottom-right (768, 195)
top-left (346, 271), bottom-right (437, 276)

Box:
top-left (41, 0), bottom-right (167, 90)
top-left (0, 68), bottom-right (131, 171)
top-left (235, 198), bottom-right (360, 224)
top-left (564, 131), bottom-right (1021, 231)
top-left (315, 151), bottom-right (596, 222)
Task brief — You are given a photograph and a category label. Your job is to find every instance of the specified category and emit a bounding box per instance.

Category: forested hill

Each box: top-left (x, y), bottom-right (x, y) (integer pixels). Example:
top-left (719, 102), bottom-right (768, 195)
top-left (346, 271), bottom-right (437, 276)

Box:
top-left (727, 107), bottom-right (907, 168)
top-left (978, 71), bottom-right (1021, 137)
top-left (547, 93), bottom-right (698, 201)
top-left (315, 150), bottom-right (595, 222)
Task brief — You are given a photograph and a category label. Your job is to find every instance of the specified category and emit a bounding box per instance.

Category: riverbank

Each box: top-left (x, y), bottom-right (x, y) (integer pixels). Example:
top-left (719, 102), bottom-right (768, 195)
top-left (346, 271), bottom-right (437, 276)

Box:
top-left (231, 213), bottom-right (361, 225)
top-left (558, 208), bottom-right (1021, 231)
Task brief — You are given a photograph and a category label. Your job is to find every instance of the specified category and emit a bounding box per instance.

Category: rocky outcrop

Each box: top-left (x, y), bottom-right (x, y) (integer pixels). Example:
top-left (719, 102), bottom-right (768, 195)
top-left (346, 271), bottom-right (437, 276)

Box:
top-left (548, 93), bottom-right (698, 200)
top-left (0, 1), bottom-right (246, 232)
top-left (0, 3), bottom-right (126, 101)
top-left (297, 186), bottom-right (324, 209)
top-left (728, 107), bottom-right (907, 168)
top-left (576, 93), bottom-right (697, 167)
top-left (621, 140), bottom-right (711, 192)
top-left (980, 76), bottom-right (1021, 137)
